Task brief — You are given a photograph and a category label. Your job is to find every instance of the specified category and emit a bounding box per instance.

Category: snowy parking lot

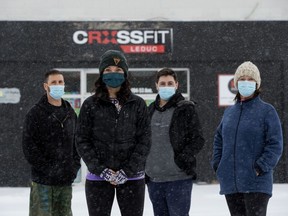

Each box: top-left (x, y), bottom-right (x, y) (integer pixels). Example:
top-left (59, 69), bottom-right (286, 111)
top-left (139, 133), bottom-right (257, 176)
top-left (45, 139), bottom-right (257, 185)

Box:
top-left (0, 183), bottom-right (287, 216)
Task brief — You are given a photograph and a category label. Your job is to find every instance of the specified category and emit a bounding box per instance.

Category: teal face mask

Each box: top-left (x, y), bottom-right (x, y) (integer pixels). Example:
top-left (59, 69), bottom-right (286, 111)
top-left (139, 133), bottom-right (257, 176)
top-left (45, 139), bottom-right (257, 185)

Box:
top-left (158, 87), bottom-right (176, 101)
top-left (49, 85), bottom-right (65, 100)
top-left (102, 73), bottom-right (125, 88)
top-left (237, 81), bottom-right (256, 97)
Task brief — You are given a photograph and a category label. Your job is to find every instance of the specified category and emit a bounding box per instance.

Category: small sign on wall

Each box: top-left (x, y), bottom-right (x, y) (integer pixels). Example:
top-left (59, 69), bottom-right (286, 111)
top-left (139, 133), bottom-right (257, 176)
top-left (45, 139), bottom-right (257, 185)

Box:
top-left (0, 88), bottom-right (21, 104)
top-left (218, 75), bottom-right (237, 107)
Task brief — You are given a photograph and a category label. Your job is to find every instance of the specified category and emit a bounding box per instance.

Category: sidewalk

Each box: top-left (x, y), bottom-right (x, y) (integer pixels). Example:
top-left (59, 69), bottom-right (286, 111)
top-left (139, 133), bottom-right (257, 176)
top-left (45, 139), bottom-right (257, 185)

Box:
top-left (0, 184), bottom-right (287, 216)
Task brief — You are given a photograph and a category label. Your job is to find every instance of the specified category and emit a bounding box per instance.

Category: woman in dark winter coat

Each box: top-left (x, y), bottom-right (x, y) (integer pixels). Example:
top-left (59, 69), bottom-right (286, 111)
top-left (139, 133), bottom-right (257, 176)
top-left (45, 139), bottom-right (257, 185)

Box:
top-left (145, 68), bottom-right (205, 216)
top-left (76, 50), bottom-right (151, 216)
top-left (212, 61), bottom-right (283, 216)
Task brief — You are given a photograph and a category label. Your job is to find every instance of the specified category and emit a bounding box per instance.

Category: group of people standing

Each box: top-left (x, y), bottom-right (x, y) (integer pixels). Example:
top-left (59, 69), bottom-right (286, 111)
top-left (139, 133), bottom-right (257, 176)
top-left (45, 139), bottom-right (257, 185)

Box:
top-left (22, 50), bottom-right (283, 216)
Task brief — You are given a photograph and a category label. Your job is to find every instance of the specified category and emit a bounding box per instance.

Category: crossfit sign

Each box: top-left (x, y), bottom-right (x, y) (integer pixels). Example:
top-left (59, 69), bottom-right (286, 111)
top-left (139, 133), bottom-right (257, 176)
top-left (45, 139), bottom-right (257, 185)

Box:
top-left (73, 29), bottom-right (173, 54)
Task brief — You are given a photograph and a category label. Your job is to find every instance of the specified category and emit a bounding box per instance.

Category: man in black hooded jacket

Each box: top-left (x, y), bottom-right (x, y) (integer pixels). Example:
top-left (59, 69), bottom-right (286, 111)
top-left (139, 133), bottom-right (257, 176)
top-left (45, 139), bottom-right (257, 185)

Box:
top-left (22, 70), bottom-right (80, 216)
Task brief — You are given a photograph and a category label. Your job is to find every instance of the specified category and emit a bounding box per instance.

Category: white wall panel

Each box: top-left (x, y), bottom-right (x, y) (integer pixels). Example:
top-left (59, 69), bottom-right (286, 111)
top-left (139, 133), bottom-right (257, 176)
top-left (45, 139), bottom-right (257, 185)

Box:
top-left (0, 0), bottom-right (288, 21)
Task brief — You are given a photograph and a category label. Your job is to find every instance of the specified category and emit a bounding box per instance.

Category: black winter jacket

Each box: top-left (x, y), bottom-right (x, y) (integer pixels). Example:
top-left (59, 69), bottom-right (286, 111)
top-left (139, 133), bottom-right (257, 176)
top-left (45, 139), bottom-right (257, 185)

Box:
top-left (22, 95), bottom-right (81, 186)
top-left (76, 93), bottom-right (151, 177)
top-left (148, 92), bottom-right (205, 179)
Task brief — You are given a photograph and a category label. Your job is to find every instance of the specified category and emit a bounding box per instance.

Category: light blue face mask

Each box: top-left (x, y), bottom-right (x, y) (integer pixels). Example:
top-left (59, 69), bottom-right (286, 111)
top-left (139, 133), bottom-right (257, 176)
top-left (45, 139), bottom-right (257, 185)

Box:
top-left (158, 87), bottom-right (176, 101)
top-left (102, 73), bottom-right (125, 88)
top-left (49, 85), bottom-right (65, 100)
top-left (237, 81), bottom-right (256, 97)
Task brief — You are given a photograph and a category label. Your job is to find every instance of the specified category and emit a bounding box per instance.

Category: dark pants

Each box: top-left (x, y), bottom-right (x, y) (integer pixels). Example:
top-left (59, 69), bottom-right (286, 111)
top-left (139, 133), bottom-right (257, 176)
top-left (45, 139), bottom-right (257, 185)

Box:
top-left (147, 179), bottom-right (193, 216)
top-left (225, 192), bottom-right (271, 216)
top-left (85, 179), bottom-right (145, 216)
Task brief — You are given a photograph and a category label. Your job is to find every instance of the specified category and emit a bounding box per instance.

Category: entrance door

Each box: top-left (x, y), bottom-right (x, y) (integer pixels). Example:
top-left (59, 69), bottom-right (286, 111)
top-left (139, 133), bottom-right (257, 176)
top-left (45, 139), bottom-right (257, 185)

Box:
top-left (128, 68), bottom-right (190, 104)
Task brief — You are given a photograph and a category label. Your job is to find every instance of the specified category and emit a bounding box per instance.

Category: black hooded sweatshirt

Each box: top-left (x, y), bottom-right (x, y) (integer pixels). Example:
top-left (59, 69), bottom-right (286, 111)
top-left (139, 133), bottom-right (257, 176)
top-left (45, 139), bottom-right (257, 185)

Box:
top-left (148, 92), bottom-right (205, 179)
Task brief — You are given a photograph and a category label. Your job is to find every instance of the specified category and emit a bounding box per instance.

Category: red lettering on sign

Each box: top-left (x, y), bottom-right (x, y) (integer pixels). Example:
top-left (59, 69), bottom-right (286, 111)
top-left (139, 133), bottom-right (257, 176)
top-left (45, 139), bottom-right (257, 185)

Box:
top-left (88, 31), bottom-right (102, 44)
top-left (120, 45), bottom-right (165, 53)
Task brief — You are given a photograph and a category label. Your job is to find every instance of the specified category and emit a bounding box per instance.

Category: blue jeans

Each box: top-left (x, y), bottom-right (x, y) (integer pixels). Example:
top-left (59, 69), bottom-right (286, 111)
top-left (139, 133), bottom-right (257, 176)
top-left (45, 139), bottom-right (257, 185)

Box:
top-left (147, 179), bottom-right (193, 216)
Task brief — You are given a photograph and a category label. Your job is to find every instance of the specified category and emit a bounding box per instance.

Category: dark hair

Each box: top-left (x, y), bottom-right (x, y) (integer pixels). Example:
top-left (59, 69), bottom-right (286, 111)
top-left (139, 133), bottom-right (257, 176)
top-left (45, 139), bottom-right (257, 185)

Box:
top-left (44, 69), bottom-right (63, 83)
top-left (93, 77), bottom-right (132, 105)
top-left (156, 68), bottom-right (178, 83)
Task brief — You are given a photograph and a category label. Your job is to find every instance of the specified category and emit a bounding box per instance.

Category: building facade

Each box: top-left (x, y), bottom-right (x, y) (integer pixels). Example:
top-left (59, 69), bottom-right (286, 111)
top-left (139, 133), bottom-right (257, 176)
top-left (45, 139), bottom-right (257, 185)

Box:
top-left (0, 21), bottom-right (288, 186)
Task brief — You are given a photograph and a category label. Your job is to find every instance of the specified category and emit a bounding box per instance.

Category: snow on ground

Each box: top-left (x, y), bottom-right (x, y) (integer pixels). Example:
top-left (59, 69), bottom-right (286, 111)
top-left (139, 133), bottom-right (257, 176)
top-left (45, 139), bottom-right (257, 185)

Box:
top-left (0, 183), bottom-right (287, 216)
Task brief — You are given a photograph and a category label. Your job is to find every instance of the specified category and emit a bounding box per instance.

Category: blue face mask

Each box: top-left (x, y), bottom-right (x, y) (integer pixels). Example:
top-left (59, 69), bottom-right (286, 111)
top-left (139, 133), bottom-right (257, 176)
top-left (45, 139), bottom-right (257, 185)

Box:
top-left (237, 81), bottom-right (256, 97)
top-left (49, 85), bottom-right (65, 100)
top-left (102, 73), bottom-right (125, 88)
top-left (158, 87), bottom-right (176, 101)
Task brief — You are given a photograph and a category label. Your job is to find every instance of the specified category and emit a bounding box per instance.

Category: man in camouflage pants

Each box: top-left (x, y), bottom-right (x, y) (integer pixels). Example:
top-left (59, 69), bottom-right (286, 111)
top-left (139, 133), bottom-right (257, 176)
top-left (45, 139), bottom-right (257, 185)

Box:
top-left (22, 70), bottom-right (80, 216)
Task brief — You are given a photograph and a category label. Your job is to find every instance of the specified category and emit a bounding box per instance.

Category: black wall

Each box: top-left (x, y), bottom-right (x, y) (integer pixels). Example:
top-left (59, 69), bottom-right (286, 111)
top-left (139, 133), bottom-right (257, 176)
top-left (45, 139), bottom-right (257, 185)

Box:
top-left (0, 21), bottom-right (287, 186)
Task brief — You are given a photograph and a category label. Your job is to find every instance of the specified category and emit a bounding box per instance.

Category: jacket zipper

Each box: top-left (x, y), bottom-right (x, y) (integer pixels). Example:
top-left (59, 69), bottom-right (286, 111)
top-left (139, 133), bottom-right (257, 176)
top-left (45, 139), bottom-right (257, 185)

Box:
top-left (113, 104), bottom-right (121, 169)
top-left (233, 101), bottom-right (243, 192)
top-left (52, 113), bottom-right (69, 128)
top-left (109, 98), bottom-right (133, 169)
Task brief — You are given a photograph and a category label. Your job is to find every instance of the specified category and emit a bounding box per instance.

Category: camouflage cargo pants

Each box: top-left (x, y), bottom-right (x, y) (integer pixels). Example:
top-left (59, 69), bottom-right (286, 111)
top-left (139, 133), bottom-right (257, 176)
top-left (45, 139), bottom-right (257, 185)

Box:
top-left (29, 181), bottom-right (73, 216)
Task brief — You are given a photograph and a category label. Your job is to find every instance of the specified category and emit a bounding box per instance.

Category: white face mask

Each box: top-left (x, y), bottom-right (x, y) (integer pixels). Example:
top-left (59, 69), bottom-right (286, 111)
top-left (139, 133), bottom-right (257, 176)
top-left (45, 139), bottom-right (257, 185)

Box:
top-left (158, 87), bottom-right (176, 101)
top-left (49, 85), bottom-right (65, 100)
top-left (237, 81), bottom-right (256, 97)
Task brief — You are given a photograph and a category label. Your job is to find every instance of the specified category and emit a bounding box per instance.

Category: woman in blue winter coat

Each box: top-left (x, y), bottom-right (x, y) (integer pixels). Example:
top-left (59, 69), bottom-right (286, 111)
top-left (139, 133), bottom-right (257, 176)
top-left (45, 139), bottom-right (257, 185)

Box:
top-left (212, 61), bottom-right (283, 216)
